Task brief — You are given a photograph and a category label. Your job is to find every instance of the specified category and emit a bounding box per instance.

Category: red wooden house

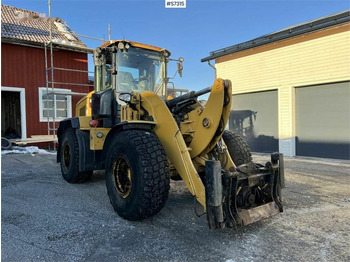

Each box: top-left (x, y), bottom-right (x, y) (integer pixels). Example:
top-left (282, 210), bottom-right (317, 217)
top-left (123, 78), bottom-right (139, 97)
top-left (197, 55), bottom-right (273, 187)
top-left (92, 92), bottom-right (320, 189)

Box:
top-left (1, 4), bottom-right (93, 142)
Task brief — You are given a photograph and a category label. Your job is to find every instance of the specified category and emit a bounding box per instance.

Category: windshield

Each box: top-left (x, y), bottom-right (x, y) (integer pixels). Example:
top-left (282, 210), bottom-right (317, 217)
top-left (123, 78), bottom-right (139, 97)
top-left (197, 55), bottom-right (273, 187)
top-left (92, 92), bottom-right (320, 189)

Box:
top-left (116, 47), bottom-right (166, 95)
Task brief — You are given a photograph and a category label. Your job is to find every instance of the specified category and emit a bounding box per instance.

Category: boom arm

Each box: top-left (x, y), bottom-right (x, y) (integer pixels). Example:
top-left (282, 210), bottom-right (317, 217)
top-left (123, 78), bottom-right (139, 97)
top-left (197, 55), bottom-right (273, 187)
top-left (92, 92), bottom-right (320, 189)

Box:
top-left (141, 91), bottom-right (206, 207)
top-left (140, 78), bottom-right (233, 208)
top-left (188, 79), bottom-right (232, 158)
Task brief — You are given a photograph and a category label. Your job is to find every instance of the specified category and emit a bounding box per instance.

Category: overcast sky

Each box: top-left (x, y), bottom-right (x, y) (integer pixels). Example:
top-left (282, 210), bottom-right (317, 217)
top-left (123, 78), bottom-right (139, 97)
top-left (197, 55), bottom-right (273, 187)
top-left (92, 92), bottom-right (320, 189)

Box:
top-left (3, 0), bottom-right (349, 92)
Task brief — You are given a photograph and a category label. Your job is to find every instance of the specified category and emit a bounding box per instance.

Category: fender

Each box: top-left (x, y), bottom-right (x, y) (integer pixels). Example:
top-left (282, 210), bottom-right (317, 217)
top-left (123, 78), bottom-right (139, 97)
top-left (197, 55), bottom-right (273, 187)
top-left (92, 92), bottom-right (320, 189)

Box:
top-left (57, 117), bottom-right (102, 171)
top-left (75, 129), bottom-right (104, 172)
top-left (57, 117), bottom-right (80, 163)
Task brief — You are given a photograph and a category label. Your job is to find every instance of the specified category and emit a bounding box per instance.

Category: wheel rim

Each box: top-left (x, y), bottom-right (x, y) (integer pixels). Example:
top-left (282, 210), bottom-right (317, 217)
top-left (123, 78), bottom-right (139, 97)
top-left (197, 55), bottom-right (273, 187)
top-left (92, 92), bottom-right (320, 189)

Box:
top-left (112, 154), bottom-right (132, 198)
top-left (63, 143), bottom-right (71, 169)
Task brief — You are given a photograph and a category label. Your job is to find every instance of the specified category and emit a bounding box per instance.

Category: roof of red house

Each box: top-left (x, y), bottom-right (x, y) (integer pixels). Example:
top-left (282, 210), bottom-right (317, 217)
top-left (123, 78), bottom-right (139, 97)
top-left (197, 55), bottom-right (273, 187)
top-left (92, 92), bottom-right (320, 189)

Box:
top-left (1, 4), bottom-right (86, 48)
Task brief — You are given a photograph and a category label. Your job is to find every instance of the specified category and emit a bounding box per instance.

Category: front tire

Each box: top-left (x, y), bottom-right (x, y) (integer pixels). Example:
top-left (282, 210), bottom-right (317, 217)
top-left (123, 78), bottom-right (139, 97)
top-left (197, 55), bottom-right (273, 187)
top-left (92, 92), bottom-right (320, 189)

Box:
top-left (222, 130), bottom-right (252, 166)
top-left (105, 130), bottom-right (170, 221)
top-left (60, 128), bottom-right (92, 183)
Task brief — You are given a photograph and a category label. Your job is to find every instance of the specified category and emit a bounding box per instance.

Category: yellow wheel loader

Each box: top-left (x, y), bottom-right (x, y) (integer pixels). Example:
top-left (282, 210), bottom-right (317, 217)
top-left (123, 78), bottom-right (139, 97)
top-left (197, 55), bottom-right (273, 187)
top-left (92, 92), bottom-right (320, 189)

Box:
top-left (57, 40), bottom-right (284, 228)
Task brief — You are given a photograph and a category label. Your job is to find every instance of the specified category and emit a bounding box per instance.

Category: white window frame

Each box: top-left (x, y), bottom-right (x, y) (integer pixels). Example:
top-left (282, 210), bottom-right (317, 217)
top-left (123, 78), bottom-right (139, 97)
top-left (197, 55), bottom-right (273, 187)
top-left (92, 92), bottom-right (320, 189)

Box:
top-left (38, 87), bottom-right (72, 122)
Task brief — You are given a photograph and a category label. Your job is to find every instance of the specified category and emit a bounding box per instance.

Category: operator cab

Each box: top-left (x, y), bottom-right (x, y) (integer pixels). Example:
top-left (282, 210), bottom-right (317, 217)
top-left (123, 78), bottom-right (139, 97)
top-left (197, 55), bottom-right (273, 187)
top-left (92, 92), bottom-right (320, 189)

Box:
top-left (91, 40), bottom-right (170, 127)
top-left (94, 40), bottom-right (170, 98)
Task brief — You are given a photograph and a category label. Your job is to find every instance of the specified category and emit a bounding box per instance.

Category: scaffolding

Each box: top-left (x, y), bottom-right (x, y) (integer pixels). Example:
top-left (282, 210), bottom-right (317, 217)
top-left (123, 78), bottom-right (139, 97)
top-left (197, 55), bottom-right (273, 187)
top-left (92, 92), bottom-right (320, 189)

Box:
top-left (44, 42), bottom-right (93, 143)
top-left (43, 0), bottom-right (106, 149)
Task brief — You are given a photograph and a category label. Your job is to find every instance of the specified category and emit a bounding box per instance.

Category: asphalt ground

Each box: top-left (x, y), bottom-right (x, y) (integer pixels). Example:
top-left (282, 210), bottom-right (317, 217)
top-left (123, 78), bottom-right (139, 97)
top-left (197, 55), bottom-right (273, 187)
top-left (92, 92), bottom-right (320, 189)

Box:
top-left (1, 152), bottom-right (350, 262)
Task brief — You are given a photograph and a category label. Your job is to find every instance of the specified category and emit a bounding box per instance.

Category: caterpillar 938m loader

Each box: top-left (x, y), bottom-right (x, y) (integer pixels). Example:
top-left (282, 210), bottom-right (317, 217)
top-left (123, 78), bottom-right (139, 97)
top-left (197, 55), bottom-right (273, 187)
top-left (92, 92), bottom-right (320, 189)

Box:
top-left (57, 40), bottom-right (284, 229)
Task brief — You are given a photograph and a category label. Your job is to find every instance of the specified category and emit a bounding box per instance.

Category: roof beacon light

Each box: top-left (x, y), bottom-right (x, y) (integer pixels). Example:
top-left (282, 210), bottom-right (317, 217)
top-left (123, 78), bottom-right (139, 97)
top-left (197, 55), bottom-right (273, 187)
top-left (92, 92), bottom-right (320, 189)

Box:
top-left (118, 42), bottom-right (124, 50)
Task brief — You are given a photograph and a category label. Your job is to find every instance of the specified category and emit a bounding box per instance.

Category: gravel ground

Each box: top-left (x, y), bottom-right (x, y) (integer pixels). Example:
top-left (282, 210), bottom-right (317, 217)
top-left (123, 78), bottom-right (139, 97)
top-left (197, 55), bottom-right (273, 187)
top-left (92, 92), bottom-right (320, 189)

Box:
top-left (1, 152), bottom-right (350, 262)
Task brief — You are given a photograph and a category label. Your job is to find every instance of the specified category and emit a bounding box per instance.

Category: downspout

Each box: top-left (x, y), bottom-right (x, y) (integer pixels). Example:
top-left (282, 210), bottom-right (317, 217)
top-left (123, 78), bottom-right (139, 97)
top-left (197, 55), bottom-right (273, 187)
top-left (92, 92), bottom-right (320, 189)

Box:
top-left (208, 60), bottom-right (217, 78)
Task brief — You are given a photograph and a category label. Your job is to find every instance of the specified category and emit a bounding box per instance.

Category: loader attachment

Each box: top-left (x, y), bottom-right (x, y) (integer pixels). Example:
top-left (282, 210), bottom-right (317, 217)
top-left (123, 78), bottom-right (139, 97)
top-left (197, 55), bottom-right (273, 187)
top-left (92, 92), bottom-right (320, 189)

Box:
top-left (141, 78), bottom-right (284, 229)
top-left (206, 152), bottom-right (284, 229)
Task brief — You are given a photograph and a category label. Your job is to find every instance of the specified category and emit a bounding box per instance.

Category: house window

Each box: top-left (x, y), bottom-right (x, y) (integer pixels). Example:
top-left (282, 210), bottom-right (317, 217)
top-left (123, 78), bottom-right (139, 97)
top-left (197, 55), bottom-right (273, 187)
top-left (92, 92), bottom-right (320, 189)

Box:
top-left (38, 87), bottom-right (72, 122)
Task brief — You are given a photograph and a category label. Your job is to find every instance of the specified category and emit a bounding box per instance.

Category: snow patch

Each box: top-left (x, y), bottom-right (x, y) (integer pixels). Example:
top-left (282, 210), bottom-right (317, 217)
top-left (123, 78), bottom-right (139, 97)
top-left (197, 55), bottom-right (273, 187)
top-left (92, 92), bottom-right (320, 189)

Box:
top-left (54, 21), bottom-right (78, 41)
top-left (1, 146), bottom-right (56, 156)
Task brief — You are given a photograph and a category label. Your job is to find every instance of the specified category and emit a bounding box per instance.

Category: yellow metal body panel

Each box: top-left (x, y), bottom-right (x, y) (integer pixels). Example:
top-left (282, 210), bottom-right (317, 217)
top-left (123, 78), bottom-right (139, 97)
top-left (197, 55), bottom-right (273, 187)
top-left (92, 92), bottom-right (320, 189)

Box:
top-left (141, 92), bottom-right (206, 207)
top-left (201, 80), bottom-right (232, 156)
top-left (188, 79), bottom-right (225, 157)
top-left (121, 92), bottom-right (142, 122)
top-left (178, 79), bottom-right (232, 160)
top-left (75, 91), bottom-right (94, 117)
top-left (89, 128), bottom-right (110, 150)
top-left (121, 106), bottom-right (140, 121)
top-left (199, 82), bottom-right (231, 159)
top-left (76, 116), bottom-right (108, 151)
top-left (78, 116), bottom-right (92, 129)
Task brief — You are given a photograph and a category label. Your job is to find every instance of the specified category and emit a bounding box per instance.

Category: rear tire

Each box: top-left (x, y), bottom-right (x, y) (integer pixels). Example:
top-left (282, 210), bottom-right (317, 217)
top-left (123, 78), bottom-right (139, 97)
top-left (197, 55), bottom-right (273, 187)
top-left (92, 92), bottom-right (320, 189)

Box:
top-left (222, 130), bottom-right (252, 166)
top-left (60, 128), bottom-right (92, 183)
top-left (105, 130), bottom-right (170, 220)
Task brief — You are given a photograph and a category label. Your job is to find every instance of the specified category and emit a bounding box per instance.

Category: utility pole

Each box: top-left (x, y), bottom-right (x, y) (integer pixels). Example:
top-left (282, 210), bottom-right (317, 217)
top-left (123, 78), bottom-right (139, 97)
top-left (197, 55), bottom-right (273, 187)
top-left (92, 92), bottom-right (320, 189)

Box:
top-left (108, 24), bottom-right (111, 42)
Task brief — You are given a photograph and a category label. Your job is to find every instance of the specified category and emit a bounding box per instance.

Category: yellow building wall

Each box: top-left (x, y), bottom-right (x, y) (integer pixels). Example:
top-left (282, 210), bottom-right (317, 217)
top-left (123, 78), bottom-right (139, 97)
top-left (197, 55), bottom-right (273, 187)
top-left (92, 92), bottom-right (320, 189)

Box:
top-left (215, 24), bottom-right (350, 156)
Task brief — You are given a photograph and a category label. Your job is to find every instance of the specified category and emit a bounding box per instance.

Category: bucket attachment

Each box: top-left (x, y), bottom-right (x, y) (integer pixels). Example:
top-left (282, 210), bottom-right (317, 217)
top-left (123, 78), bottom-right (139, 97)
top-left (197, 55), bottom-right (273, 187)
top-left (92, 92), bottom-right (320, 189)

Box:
top-left (206, 153), bottom-right (284, 229)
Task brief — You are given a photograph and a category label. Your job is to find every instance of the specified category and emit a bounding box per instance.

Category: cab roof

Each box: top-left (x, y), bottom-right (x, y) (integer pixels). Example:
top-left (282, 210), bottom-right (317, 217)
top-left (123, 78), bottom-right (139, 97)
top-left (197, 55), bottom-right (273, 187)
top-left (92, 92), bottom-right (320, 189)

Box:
top-left (100, 40), bottom-right (170, 55)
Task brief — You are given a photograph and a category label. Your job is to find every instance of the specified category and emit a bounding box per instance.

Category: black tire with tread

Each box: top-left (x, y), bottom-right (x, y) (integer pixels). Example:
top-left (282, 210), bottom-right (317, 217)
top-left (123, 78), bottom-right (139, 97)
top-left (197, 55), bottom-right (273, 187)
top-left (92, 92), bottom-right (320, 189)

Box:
top-left (60, 128), bottom-right (92, 183)
top-left (105, 130), bottom-right (170, 221)
top-left (222, 130), bottom-right (252, 166)
top-left (1, 137), bottom-right (12, 150)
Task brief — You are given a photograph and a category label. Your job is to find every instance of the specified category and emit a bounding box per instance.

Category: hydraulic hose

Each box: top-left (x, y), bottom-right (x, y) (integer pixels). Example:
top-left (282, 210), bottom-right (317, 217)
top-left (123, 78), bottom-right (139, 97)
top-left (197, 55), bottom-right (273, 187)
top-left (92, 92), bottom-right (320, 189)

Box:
top-left (166, 86), bottom-right (212, 110)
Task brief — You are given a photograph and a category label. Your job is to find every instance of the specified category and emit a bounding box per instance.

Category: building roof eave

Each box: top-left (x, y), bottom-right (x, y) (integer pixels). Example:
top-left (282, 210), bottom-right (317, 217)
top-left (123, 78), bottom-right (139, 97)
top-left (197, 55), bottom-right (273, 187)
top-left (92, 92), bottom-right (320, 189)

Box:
top-left (201, 10), bottom-right (350, 62)
top-left (2, 38), bottom-right (94, 53)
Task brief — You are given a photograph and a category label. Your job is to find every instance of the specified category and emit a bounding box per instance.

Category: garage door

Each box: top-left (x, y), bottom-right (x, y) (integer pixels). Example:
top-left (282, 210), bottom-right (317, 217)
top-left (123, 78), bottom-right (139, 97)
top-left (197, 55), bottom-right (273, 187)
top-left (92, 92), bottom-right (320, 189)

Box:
top-left (295, 81), bottom-right (350, 160)
top-left (230, 90), bottom-right (278, 153)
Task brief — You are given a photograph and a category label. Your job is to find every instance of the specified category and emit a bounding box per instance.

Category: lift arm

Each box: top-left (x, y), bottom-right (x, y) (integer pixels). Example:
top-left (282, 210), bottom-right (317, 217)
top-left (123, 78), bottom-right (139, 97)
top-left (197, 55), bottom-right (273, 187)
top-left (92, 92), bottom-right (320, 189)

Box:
top-left (141, 92), bottom-right (206, 207)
